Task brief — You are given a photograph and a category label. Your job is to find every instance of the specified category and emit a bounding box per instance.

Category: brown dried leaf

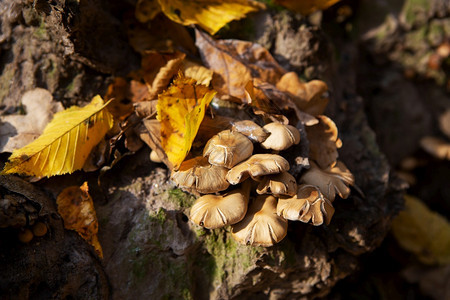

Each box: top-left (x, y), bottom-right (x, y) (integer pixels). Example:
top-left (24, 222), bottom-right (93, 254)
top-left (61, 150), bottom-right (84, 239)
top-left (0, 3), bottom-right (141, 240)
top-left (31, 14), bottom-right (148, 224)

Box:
top-left (56, 182), bottom-right (103, 258)
top-left (136, 119), bottom-right (172, 169)
top-left (276, 72), bottom-right (329, 116)
top-left (196, 30), bottom-right (286, 100)
top-left (306, 115), bottom-right (342, 169)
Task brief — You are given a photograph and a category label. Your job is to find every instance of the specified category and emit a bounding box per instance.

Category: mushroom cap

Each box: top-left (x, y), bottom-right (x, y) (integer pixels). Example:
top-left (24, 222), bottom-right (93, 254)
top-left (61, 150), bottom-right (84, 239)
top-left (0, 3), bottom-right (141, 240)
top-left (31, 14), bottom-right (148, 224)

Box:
top-left (226, 154), bottom-right (290, 185)
top-left (306, 115), bottom-right (342, 169)
top-left (171, 157), bottom-right (230, 194)
top-left (231, 120), bottom-right (270, 143)
top-left (189, 181), bottom-right (251, 229)
top-left (203, 130), bottom-right (253, 168)
top-left (300, 161), bottom-right (354, 201)
top-left (260, 123), bottom-right (301, 151)
top-left (277, 184), bottom-right (335, 226)
top-left (232, 194), bottom-right (288, 247)
top-left (256, 171), bottom-right (297, 196)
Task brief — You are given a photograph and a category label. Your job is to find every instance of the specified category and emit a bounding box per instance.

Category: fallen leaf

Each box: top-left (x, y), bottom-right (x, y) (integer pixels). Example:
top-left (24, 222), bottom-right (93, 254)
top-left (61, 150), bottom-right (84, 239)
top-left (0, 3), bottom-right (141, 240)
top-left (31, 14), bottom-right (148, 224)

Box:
top-left (158, 0), bottom-right (265, 35)
top-left (104, 78), bottom-right (139, 121)
top-left (306, 115), bottom-right (342, 169)
top-left (136, 119), bottom-right (172, 168)
top-left (183, 60), bottom-right (213, 86)
top-left (56, 182), bottom-right (103, 258)
top-left (276, 72), bottom-right (329, 116)
top-left (156, 73), bottom-right (216, 169)
top-left (439, 110), bottom-right (450, 139)
top-left (131, 51), bottom-right (186, 100)
top-left (391, 195), bottom-right (450, 265)
top-left (0, 88), bottom-right (63, 153)
top-left (275, 0), bottom-right (341, 15)
top-left (196, 30), bottom-right (286, 100)
top-left (420, 136), bottom-right (450, 160)
top-left (2, 96), bottom-right (114, 177)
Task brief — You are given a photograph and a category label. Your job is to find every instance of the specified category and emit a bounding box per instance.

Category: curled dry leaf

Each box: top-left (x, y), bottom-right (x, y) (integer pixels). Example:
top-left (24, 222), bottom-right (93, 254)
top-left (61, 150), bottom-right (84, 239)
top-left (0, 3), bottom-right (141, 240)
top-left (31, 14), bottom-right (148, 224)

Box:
top-left (261, 122), bottom-right (301, 151)
top-left (276, 72), bottom-right (329, 116)
top-left (226, 154), bottom-right (290, 185)
top-left (171, 156), bottom-right (230, 194)
top-left (231, 120), bottom-right (269, 143)
top-left (275, 0), bottom-right (341, 15)
top-left (277, 184), bottom-right (334, 226)
top-left (300, 161), bottom-right (354, 202)
top-left (203, 130), bottom-right (253, 168)
top-left (2, 96), bottom-right (114, 177)
top-left (159, 0), bottom-right (265, 35)
top-left (190, 181), bottom-right (251, 229)
top-left (196, 30), bottom-right (286, 100)
top-left (104, 78), bottom-right (147, 120)
top-left (56, 182), bottom-right (103, 258)
top-left (420, 136), bottom-right (450, 160)
top-left (256, 171), bottom-right (297, 197)
top-left (130, 51), bottom-right (186, 100)
top-left (232, 194), bottom-right (288, 247)
top-left (306, 115), bottom-right (342, 169)
top-left (136, 119), bottom-right (171, 169)
top-left (156, 74), bottom-right (216, 169)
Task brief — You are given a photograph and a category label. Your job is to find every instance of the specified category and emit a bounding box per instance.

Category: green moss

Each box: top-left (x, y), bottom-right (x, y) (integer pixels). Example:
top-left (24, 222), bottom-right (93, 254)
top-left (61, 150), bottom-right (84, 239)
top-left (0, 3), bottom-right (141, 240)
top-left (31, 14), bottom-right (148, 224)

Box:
top-left (167, 188), bottom-right (195, 208)
top-left (33, 20), bottom-right (47, 39)
top-left (402, 0), bottom-right (430, 28)
top-left (151, 208), bottom-right (167, 225)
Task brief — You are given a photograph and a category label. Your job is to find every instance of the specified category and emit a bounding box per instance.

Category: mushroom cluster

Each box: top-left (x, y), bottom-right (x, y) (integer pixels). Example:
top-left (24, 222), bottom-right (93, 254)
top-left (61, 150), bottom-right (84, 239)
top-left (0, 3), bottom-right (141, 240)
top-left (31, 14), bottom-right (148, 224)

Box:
top-left (171, 117), bottom-right (355, 247)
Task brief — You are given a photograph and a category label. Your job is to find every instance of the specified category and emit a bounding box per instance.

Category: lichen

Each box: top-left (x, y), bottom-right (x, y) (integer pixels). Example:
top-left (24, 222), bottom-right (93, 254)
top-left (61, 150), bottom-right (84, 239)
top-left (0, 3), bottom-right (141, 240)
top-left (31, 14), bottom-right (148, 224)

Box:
top-left (167, 188), bottom-right (195, 208)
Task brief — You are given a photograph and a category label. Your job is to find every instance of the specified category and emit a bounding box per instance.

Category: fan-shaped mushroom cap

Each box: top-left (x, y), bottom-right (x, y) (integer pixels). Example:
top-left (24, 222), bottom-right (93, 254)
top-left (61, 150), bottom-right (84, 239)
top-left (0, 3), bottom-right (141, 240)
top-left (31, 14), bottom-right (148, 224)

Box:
top-left (226, 154), bottom-right (290, 185)
top-left (277, 184), bottom-right (334, 226)
top-left (306, 115), bottom-right (342, 169)
top-left (171, 157), bottom-right (230, 194)
top-left (300, 161), bottom-right (354, 201)
top-left (190, 181), bottom-right (251, 229)
top-left (256, 172), bottom-right (297, 196)
top-left (203, 130), bottom-right (253, 168)
top-left (232, 194), bottom-right (288, 247)
top-left (260, 123), bottom-right (300, 151)
top-left (231, 120), bottom-right (270, 143)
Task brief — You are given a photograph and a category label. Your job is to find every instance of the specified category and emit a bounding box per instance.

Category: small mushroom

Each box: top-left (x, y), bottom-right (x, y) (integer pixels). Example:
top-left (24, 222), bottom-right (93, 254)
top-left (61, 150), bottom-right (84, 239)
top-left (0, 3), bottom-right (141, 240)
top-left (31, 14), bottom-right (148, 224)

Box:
top-left (260, 123), bottom-right (300, 151)
top-left (256, 172), bottom-right (297, 196)
top-left (190, 181), bottom-right (251, 229)
top-left (32, 222), bottom-right (48, 237)
top-left (231, 120), bottom-right (270, 143)
top-left (300, 161), bottom-right (354, 201)
top-left (18, 228), bottom-right (33, 243)
top-left (203, 130), bottom-right (253, 168)
top-left (226, 154), bottom-right (290, 185)
top-left (171, 157), bottom-right (230, 194)
top-left (150, 150), bottom-right (163, 163)
top-left (277, 184), bottom-right (334, 226)
top-left (232, 194), bottom-right (288, 247)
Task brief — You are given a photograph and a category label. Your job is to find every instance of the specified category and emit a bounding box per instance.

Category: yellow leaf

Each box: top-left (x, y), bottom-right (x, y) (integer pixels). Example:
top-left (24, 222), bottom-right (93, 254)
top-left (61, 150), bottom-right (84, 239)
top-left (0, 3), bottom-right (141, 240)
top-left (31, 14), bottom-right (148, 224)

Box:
top-left (157, 74), bottom-right (216, 169)
top-left (158, 0), bottom-right (265, 35)
top-left (57, 182), bottom-right (103, 258)
top-left (183, 60), bottom-right (213, 86)
top-left (2, 96), bottom-right (114, 177)
top-left (275, 0), bottom-right (341, 15)
top-left (391, 195), bottom-right (450, 265)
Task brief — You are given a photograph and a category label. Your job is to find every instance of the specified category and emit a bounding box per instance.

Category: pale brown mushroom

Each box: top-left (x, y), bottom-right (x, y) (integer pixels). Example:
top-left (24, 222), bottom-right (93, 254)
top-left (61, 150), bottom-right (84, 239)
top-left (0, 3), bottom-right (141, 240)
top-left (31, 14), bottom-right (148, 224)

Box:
top-left (277, 184), bottom-right (334, 226)
top-left (150, 150), bottom-right (163, 163)
top-left (306, 115), bottom-right (342, 169)
top-left (171, 157), bottom-right (230, 194)
top-left (260, 123), bottom-right (300, 151)
top-left (232, 194), bottom-right (288, 247)
top-left (189, 181), bottom-right (251, 229)
top-left (226, 154), bottom-right (290, 185)
top-left (300, 161), bottom-right (354, 201)
top-left (203, 130), bottom-right (253, 168)
top-left (231, 120), bottom-right (270, 143)
top-left (256, 172), bottom-right (297, 197)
